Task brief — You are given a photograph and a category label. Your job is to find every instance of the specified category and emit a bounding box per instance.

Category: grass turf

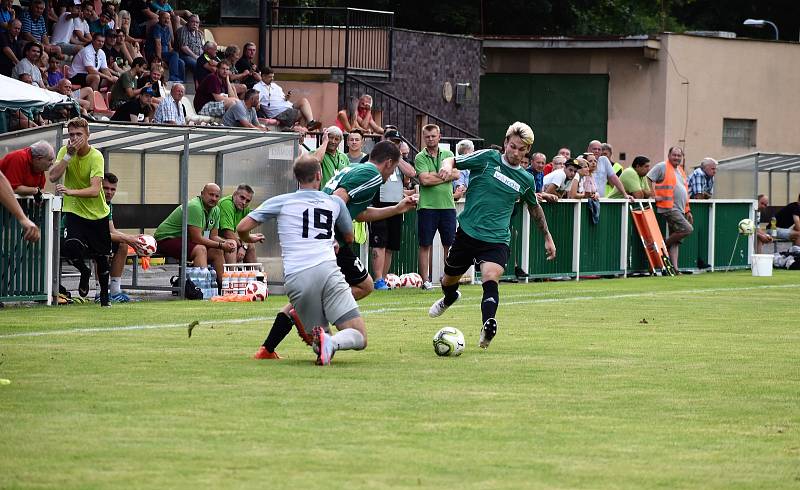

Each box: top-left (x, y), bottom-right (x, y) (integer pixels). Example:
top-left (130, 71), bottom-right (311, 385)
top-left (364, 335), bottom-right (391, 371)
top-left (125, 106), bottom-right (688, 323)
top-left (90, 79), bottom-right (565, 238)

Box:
top-left (1, 271), bottom-right (799, 489)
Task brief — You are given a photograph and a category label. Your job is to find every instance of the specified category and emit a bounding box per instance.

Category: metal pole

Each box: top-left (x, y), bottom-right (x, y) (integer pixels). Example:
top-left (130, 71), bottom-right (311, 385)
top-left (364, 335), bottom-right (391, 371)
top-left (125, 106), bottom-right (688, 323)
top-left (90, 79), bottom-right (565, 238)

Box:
top-left (753, 152), bottom-right (759, 201)
top-left (344, 8), bottom-right (350, 80)
top-left (259, 0), bottom-right (268, 69)
top-left (52, 125), bottom-right (63, 303)
top-left (179, 133), bottom-right (189, 299)
top-left (765, 20), bottom-right (779, 40)
top-left (215, 153), bottom-right (224, 187)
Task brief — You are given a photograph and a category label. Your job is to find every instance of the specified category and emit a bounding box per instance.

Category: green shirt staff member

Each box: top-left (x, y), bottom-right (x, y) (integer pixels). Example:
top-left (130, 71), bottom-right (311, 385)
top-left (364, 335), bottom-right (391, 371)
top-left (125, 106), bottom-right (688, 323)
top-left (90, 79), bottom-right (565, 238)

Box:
top-left (154, 183), bottom-right (238, 291)
top-left (217, 183), bottom-right (264, 264)
top-left (428, 121), bottom-right (556, 351)
top-left (314, 126), bottom-right (350, 190)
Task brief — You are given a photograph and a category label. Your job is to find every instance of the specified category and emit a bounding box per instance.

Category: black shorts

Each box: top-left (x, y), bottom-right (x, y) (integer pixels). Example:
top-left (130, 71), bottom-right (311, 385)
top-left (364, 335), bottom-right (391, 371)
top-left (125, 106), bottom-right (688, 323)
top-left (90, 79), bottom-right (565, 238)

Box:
top-left (63, 212), bottom-right (112, 257)
top-left (336, 243), bottom-right (369, 286)
top-left (368, 202), bottom-right (403, 251)
top-left (70, 73), bottom-right (88, 87)
top-left (444, 228), bottom-right (510, 277)
top-left (417, 208), bottom-right (457, 247)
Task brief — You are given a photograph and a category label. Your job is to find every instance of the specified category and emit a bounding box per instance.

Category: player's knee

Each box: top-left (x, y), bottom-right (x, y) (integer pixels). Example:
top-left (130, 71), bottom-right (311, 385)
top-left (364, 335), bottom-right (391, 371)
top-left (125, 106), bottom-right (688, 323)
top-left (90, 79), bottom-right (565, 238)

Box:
top-left (62, 238), bottom-right (87, 259)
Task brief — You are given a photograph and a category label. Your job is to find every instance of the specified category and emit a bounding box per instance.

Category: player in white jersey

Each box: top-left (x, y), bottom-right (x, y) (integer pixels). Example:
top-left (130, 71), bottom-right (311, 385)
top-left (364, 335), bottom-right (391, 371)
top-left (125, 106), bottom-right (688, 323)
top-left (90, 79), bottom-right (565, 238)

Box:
top-left (237, 154), bottom-right (367, 365)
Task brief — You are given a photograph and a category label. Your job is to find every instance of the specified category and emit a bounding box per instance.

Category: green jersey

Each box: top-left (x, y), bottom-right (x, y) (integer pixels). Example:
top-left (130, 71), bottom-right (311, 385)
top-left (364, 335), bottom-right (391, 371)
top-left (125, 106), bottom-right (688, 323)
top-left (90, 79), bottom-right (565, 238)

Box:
top-left (57, 146), bottom-right (109, 221)
top-left (414, 147), bottom-right (455, 209)
top-left (320, 150), bottom-right (350, 190)
top-left (154, 196), bottom-right (220, 241)
top-left (455, 149), bottom-right (540, 245)
top-left (217, 195), bottom-right (251, 233)
top-left (323, 163), bottom-right (383, 244)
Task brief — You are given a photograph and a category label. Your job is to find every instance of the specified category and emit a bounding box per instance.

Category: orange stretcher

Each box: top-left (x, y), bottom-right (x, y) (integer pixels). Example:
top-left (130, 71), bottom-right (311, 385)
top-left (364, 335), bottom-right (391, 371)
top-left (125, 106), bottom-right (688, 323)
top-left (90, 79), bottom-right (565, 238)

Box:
top-left (630, 201), bottom-right (676, 276)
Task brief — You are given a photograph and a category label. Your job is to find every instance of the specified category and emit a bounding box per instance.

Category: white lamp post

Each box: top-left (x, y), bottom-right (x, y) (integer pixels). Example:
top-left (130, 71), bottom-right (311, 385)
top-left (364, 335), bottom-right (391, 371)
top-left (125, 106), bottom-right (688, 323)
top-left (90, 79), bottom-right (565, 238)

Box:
top-left (743, 19), bottom-right (779, 40)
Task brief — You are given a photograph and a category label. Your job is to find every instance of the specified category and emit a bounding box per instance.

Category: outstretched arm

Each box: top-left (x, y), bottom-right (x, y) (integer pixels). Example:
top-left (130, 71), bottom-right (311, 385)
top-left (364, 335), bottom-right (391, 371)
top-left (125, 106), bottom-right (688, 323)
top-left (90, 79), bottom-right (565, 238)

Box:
top-left (528, 203), bottom-right (555, 260)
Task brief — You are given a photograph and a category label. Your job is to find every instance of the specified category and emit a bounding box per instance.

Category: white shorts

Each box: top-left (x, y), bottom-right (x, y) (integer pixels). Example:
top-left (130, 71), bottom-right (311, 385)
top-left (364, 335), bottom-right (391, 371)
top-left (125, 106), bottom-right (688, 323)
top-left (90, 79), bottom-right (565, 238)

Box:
top-left (284, 260), bottom-right (359, 333)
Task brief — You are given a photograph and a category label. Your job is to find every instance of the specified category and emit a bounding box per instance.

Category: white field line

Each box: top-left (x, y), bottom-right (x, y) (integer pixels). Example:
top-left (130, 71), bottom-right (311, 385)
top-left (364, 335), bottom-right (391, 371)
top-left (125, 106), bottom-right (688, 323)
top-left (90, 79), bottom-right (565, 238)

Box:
top-left (0, 284), bottom-right (794, 339)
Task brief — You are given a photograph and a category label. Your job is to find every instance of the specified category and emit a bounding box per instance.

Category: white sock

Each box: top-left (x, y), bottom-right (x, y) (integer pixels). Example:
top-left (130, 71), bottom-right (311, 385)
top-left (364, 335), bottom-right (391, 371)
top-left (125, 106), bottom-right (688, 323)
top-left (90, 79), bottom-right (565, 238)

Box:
top-left (110, 277), bottom-right (122, 295)
top-left (331, 329), bottom-right (365, 351)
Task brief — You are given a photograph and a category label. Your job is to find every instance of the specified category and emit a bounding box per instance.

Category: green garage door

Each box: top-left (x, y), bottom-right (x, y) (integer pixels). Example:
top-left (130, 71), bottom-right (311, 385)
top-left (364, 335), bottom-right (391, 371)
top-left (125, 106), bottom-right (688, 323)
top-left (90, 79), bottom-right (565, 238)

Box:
top-left (479, 74), bottom-right (609, 158)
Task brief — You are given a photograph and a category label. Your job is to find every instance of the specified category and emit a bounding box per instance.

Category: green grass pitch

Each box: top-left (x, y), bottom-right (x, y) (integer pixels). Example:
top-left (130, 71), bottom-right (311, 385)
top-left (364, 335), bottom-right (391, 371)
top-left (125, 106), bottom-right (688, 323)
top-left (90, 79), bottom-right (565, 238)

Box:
top-left (1, 271), bottom-right (799, 489)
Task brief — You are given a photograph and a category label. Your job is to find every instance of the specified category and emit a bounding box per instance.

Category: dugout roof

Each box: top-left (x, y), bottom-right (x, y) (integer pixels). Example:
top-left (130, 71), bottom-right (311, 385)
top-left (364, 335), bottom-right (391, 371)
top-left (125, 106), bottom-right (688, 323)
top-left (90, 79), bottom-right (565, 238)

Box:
top-left (718, 152), bottom-right (800, 173)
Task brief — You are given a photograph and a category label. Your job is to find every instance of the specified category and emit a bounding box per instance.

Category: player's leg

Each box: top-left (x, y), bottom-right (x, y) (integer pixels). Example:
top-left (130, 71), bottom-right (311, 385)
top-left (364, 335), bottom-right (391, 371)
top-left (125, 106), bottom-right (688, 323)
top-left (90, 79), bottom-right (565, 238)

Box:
top-left (90, 217), bottom-right (114, 307)
top-left (253, 303), bottom-right (293, 359)
top-left (430, 229), bottom-right (475, 318)
top-left (337, 244), bottom-right (372, 299)
top-left (477, 260), bottom-right (504, 349)
top-left (314, 268), bottom-right (364, 365)
top-left (62, 213), bottom-right (93, 297)
top-left (109, 241), bottom-right (128, 298)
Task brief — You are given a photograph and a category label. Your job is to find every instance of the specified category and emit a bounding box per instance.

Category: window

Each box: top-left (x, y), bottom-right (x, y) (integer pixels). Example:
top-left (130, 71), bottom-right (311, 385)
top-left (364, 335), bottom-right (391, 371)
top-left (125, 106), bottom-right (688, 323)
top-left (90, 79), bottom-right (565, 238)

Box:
top-left (722, 118), bottom-right (757, 147)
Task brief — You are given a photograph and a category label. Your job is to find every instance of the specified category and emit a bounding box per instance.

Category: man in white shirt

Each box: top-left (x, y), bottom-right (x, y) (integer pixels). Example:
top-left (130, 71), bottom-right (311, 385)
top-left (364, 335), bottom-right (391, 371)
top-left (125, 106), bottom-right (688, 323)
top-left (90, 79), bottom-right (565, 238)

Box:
top-left (587, 139), bottom-right (630, 199)
top-left (51, 3), bottom-right (83, 55)
top-left (11, 41), bottom-right (45, 87)
top-left (70, 32), bottom-right (117, 90)
top-left (543, 160), bottom-right (579, 198)
top-left (253, 66), bottom-right (321, 131)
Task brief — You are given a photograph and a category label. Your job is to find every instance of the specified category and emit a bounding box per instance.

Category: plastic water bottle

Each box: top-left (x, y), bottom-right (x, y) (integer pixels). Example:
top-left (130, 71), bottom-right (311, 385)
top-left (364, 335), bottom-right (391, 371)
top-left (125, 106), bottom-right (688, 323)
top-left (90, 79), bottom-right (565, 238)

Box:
top-left (770, 217), bottom-right (777, 237)
top-left (208, 267), bottom-right (217, 297)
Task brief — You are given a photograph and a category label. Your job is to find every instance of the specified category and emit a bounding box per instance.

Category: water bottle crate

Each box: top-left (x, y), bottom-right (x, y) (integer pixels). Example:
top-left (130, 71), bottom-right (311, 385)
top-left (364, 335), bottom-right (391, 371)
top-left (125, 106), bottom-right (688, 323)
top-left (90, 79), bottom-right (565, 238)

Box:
top-left (221, 263), bottom-right (266, 296)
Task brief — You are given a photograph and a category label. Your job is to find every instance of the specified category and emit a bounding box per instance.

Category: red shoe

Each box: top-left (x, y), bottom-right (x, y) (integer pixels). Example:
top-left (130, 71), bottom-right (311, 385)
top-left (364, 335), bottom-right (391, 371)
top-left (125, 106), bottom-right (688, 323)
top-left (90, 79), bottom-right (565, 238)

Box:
top-left (289, 307), bottom-right (313, 346)
top-left (253, 346), bottom-right (282, 360)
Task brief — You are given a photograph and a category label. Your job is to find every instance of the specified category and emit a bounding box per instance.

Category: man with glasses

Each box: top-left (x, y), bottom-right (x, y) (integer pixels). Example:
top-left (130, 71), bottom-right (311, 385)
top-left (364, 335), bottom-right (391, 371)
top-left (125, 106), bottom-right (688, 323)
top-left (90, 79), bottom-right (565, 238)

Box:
top-left (71, 32), bottom-right (117, 90)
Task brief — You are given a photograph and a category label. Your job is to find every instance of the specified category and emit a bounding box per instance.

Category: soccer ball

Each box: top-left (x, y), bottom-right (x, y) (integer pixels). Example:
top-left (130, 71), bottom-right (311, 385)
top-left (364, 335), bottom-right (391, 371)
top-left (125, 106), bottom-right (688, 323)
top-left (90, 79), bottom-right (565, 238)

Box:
top-left (738, 218), bottom-right (755, 236)
top-left (246, 281), bottom-right (268, 301)
top-left (385, 273), bottom-right (401, 289)
top-left (399, 272), bottom-right (423, 288)
top-left (136, 234), bottom-right (157, 256)
top-left (432, 327), bottom-right (465, 357)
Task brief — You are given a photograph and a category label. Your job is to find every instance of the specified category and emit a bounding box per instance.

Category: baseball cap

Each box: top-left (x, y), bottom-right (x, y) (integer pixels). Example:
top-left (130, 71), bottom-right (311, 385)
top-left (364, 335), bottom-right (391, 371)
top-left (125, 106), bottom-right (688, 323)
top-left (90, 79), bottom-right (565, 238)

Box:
top-left (141, 87), bottom-right (154, 96)
top-left (566, 159), bottom-right (582, 169)
top-left (384, 129), bottom-right (402, 141)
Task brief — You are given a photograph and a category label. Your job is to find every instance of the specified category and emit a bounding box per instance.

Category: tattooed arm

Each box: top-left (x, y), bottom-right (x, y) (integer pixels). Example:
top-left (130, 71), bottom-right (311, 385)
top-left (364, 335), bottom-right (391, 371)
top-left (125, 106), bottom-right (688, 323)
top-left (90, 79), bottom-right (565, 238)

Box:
top-left (528, 203), bottom-right (556, 260)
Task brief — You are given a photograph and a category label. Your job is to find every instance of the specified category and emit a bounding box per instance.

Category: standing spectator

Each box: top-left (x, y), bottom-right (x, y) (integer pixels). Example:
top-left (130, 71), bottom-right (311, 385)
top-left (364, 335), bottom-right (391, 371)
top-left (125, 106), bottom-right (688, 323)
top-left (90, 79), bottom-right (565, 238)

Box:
top-left (452, 139), bottom-right (474, 200)
top-left (755, 194), bottom-right (773, 253)
top-left (0, 19), bottom-right (23, 76)
top-left (71, 32), bottom-right (118, 90)
top-left (568, 157), bottom-right (598, 200)
top-left (528, 151), bottom-right (546, 192)
top-left (587, 139), bottom-right (630, 199)
top-left (608, 155), bottom-right (651, 199)
top-left (687, 157), bottom-right (717, 199)
top-left (234, 41), bottom-right (261, 89)
top-left (221, 88), bottom-right (266, 130)
top-left (193, 60), bottom-right (237, 117)
top-left (217, 183), bottom-right (262, 264)
top-left (51, 2), bottom-right (83, 56)
top-left (109, 56), bottom-right (148, 109)
top-left (346, 128), bottom-right (366, 164)
top-left (369, 129), bottom-right (416, 290)
top-left (12, 41), bottom-right (45, 88)
top-left (175, 13), bottom-right (202, 73)
top-left (313, 127), bottom-right (350, 189)
top-left (0, 172), bottom-right (39, 242)
top-left (0, 141), bottom-right (55, 196)
top-left (336, 94), bottom-right (384, 134)
top-left (772, 194), bottom-right (800, 246)
top-left (110, 86), bottom-right (154, 122)
top-left (193, 40), bottom-right (218, 85)
top-left (415, 124), bottom-right (457, 290)
top-left (153, 82), bottom-right (185, 125)
top-left (253, 67), bottom-right (321, 131)
top-left (602, 142), bottom-right (623, 195)
top-left (48, 117), bottom-right (112, 305)
top-left (543, 147), bottom-right (571, 175)
top-left (153, 183), bottom-right (236, 291)
top-left (20, 0), bottom-right (61, 60)
top-left (543, 160), bottom-right (579, 198)
top-left (647, 146), bottom-right (693, 268)
top-left (146, 10), bottom-right (183, 82)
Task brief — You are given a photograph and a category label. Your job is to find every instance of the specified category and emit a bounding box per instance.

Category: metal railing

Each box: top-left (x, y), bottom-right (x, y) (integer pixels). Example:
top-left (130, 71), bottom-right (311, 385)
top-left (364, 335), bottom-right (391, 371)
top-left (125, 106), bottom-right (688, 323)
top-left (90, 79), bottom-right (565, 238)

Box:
top-left (343, 75), bottom-right (483, 151)
top-left (267, 3), bottom-right (393, 77)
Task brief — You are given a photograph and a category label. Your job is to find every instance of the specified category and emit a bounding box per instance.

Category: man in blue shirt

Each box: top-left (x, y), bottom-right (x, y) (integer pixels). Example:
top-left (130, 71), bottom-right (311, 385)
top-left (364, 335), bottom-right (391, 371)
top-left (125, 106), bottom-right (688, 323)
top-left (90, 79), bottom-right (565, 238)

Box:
top-left (146, 11), bottom-right (184, 82)
top-left (687, 157), bottom-right (717, 199)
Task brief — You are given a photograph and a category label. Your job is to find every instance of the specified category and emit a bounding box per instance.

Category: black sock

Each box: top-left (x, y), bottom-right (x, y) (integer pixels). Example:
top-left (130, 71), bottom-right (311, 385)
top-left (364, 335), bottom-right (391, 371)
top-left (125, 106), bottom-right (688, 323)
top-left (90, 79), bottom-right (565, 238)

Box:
top-left (96, 256), bottom-right (110, 298)
top-left (263, 312), bottom-right (293, 353)
top-left (442, 283), bottom-right (460, 306)
top-left (69, 257), bottom-right (90, 275)
top-left (480, 280), bottom-right (499, 324)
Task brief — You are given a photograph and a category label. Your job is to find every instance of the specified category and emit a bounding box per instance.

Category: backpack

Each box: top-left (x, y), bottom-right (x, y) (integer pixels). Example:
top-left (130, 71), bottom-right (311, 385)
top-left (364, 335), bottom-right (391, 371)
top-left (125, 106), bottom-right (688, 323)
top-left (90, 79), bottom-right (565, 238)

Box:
top-left (170, 275), bottom-right (204, 300)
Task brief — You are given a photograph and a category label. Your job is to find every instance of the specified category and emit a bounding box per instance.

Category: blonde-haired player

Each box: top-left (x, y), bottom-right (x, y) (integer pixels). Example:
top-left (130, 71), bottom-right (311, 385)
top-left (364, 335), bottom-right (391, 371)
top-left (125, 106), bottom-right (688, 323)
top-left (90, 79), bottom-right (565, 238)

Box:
top-left (428, 121), bottom-right (557, 349)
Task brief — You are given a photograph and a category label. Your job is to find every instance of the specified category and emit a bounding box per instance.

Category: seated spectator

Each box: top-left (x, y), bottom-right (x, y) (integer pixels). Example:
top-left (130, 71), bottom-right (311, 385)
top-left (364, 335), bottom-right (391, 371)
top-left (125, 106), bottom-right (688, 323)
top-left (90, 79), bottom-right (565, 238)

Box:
top-left (12, 41), bottom-right (45, 88)
top-left (253, 66), bottom-right (321, 131)
top-left (125, 0), bottom-right (158, 39)
top-left (137, 60), bottom-right (165, 103)
top-left (101, 29), bottom-right (126, 75)
top-left (145, 10), bottom-right (184, 82)
top-left (175, 14), bottom-right (202, 73)
top-left (688, 157), bottom-right (717, 199)
top-left (51, 2), bottom-right (84, 56)
top-left (0, 0), bottom-right (15, 34)
top-left (46, 56), bottom-right (64, 86)
top-left (193, 40), bottom-right (218, 85)
top-left (153, 182), bottom-right (236, 291)
top-left (20, 0), bottom-right (61, 61)
top-left (109, 56), bottom-right (148, 109)
top-left (773, 193), bottom-right (800, 246)
top-left (102, 172), bottom-right (148, 303)
top-left (53, 78), bottom-right (94, 116)
top-left (111, 87), bottom-right (155, 122)
top-left (608, 155), bottom-right (651, 199)
top-left (223, 44), bottom-right (247, 98)
top-left (88, 8), bottom-right (113, 35)
top-left (336, 94), bottom-right (383, 134)
top-left (149, 0), bottom-right (192, 34)
top-left (217, 184), bottom-right (263, 264)
top-left (234, 41), bottom-right (261, 88)
top-left (0, 19), bottom-right (23, 77)
top-left (193, 60), bottom-right (237, 117)
top-left (221, 88), bottom-right (266, 130)
top-left (755, 194), bottom-right (772, 253)
top-left (71, 32), bottom-right (118, 90)
top-left (72, 2), bottom-right (92, 46)
top-left (112, 28), bottom-right (135, 65)
top-left (543, 159), bottom-right (579, 198)
top-left (0, 141), bottom-right (55, 196)
top-left (314, 127), bottom-right (350, 189)
top-left (346, 128), bottom-right (366, 164)
top-left (117, 10), bottom-right (143, 60)
top-left (153, 82), bottom-right (186, 124)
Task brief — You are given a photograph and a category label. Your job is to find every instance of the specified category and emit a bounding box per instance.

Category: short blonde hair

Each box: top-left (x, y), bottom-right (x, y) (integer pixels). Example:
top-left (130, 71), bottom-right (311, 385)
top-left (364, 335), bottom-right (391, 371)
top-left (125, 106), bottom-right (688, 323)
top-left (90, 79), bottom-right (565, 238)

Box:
top-left (505, 121), bottom-right (534, 146)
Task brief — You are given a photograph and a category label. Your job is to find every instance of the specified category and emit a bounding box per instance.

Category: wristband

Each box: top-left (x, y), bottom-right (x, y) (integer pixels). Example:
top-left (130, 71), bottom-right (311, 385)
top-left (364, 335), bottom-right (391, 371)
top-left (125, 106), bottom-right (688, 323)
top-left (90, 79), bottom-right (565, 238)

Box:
top-left (62, 153), bottom-right (72, 162)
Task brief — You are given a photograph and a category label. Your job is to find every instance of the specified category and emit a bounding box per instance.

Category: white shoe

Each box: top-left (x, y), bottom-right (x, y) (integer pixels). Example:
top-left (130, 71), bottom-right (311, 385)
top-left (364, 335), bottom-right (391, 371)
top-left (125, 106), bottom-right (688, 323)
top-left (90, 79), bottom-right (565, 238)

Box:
top-left (479, 318), bottom-right (497, 349)
top-left (312, 326), bottom-right (334, 365)
top-left (429, 291), bottom-right (461, 318)
top-left (422, 281), bottom-right (434, 291)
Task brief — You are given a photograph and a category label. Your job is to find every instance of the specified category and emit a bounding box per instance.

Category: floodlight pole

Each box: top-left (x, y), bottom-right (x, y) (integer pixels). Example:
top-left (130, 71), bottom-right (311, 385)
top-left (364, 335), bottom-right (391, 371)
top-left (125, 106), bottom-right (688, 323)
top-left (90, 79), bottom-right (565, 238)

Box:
top-left (179, 133), bottom-right (189, 299)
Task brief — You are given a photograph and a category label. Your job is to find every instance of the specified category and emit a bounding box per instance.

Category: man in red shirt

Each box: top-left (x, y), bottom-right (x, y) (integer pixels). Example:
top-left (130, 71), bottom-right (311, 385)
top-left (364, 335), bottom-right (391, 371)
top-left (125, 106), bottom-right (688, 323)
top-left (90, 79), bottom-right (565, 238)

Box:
top-left (0, 141), bottom-right (55, 197)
